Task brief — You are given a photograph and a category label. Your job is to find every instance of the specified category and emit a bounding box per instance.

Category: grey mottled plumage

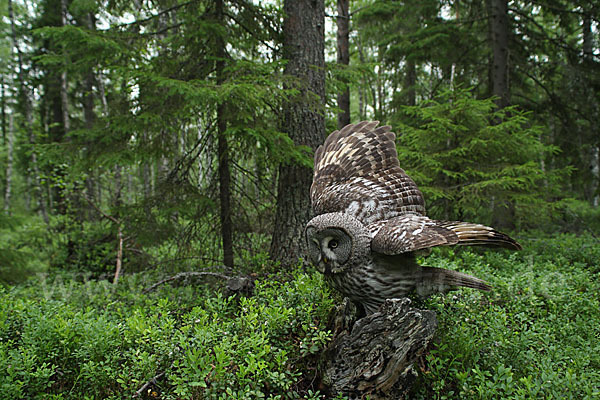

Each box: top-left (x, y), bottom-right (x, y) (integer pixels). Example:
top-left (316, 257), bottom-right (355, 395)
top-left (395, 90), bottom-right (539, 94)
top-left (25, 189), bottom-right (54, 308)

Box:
top-left (306, 121), bottom-right (521, 314)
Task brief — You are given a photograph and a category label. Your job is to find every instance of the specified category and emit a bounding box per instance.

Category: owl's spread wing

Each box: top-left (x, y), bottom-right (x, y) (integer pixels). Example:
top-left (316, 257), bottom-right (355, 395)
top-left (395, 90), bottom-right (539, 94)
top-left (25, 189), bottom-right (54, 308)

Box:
top-left (369, 215), bottom-right (458, 255)
top-left (310, 121), bottom-right (425, 224)
top-left (370, 215), bottom-right (522, 255)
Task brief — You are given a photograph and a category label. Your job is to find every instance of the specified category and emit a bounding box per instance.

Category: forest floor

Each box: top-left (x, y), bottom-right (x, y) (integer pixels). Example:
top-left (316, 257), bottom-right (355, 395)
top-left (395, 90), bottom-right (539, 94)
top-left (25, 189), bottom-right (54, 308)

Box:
top-left (0, 233), bottom-right (599, 399)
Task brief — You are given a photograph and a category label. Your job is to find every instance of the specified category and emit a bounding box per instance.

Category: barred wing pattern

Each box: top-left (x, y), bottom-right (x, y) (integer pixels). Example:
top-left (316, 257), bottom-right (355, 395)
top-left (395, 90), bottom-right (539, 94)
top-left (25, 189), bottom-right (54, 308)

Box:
top-left (307, 121), bottom-right (522, 314)
top-left (310, 121), bottom-right (425, 226)
top-left (310, 121), bottom-right (521, 255)
top-left (370, 214), bottom-right (522, 255)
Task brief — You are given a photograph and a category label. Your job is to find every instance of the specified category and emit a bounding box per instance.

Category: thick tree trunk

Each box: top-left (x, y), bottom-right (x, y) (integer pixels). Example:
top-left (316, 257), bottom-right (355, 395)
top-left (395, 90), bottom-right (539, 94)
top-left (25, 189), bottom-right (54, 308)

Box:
top-left (322, 298), bottom-right (437, 399)
top-left (270, 0), bottom-right (325, 267)
top-left (4, 112), bottom-right (14, 213)
top-left (336, 0), bottom-right (350, 129)
top-left (490, 0), bottom-right (509, 109)
top-left (216, 0), bottom-right (234, 269)
top-left (8, 0), bottom-right (49, 224)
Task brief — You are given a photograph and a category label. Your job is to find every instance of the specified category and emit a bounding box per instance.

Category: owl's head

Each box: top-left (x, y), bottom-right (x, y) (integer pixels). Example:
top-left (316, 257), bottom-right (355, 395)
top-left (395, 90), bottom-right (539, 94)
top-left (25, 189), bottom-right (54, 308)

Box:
top-left (305, 212), bottom-right (371, 275)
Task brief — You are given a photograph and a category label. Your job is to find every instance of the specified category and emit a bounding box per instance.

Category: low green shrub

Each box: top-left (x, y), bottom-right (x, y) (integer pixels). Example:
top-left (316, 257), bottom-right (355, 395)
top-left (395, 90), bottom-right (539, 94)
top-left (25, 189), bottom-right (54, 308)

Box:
top-left (0, 269), bottom-right (334, 399)
top-left (1, 233), bottom-right (598, 399)
top-left (411, 233), bottom-right (600, 399)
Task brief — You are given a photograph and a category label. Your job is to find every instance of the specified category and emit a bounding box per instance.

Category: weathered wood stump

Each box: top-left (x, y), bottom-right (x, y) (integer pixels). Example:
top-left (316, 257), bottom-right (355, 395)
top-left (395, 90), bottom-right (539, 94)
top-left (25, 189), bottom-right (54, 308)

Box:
top-left (322, 298), bottom-right (437, 399)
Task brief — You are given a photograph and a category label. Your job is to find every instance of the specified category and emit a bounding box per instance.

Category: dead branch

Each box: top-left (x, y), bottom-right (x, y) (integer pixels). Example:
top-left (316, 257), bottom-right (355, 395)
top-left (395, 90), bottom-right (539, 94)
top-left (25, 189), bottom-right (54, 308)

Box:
top-left (143, 270), bottom-right (231, 293)
top-left (133, 370), bottom-right (166, 398)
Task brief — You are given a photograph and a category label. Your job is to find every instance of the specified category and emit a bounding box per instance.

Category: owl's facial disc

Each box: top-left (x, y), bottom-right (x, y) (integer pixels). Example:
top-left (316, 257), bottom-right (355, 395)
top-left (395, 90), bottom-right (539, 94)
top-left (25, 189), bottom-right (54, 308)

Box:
top-left (317, 229), bottom-right (352, 275)
top-left (306, 222), bottom-right (354, 275)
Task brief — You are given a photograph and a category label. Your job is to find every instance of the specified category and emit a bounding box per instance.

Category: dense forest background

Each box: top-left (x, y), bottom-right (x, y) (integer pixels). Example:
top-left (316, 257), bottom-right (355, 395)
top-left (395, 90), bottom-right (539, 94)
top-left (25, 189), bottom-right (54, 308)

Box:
top-left (0, 0), bottom-right (599, 398)
top-left (1, 0), bottom-right (599, 280)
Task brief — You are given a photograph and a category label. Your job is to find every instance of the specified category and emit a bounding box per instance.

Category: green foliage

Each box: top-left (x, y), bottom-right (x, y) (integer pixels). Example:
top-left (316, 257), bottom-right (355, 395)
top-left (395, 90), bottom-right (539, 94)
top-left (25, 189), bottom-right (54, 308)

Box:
top-left (395, 88), bottom-right (570, 226)
top-left (411, 234), bottom-right (600, 399)
top-left (2, 234), bottom-right (599, 399)
top-left (0, 269), bottom-right (335, 399)
top-left (0, 214), bottom-right (49, 283)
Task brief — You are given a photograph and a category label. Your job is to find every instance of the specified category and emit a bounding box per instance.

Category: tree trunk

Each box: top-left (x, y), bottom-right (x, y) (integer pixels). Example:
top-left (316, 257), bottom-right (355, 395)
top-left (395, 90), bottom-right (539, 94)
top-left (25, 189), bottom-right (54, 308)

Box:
top-left (583, 12), bottom-right (599, 206)
top-left (336, 0), bottom-right (350, 129)
top-left (60, 0), bottom-right (70, 134)
top-left (216, 0), bottom-right (234, 270)
top-left (8, 0), bottom-right (49, 224)
top-left (376, 47), bottom-right (384, 120)
top-left (270, 0), bottom-right (325, 267)
top-left (490, 0), bottom-right (509, 109)
top-left (404, 59), bottom-right (416, 106)
top-left (489, 0), bottom-right (513, 228)
top-left (1, 78), bottom-right (6, 144)
top-left (322, 298), bottom-right (437, 399)
top-left (582, 14), bottom-right (592, 62)
top-left (83, 68), bottom-right (97, 210)
top-left (81, 13), bottom-right (98, 216)
top-left (358, 40), bottom-right (366, 119)
top-left (4, 112), bottom-right (14, 214)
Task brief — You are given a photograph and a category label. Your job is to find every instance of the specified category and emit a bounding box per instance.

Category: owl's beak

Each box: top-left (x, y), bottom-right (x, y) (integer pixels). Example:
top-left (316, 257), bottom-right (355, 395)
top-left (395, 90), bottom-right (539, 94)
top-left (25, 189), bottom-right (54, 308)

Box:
top-left (321, 256), bottom-right (332, 275)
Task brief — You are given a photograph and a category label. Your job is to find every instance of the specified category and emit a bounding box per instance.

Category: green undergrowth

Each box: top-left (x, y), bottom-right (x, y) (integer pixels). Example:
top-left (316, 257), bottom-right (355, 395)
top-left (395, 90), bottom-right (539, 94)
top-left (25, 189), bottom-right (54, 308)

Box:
top-left (0, 233), bottom-right (599, 399)
top-left (0, 269), bottom-right (335, 400)
top-left (411, 233), bottom-right (600, 399)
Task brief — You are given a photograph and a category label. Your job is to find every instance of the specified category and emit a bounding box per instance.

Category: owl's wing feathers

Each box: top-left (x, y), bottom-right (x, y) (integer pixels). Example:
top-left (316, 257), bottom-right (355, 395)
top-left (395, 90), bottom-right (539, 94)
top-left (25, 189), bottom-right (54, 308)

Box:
top-left (370, 215), bottom-right (522, 255)
top-left (369, 215), bottom-right (458, 255)
top-left (311, 121), bottom-right (425, 223)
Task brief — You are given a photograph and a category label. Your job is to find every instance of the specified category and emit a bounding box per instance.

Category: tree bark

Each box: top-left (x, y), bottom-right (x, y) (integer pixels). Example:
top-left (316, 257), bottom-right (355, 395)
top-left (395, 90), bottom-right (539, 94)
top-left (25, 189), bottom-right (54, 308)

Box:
top-left (357, 40), bottom-right (366, 119)
top-left (582, 14), bottom-right (592, 62)
top-left (4, 112), bottom-right (14, 214)
top-left (8, 0), bottom-right (49, 224)
top-left (583, 12), bottom-right (599, 206)
top-left (270, 0), bottom-right (325, 267)
top-left (1, 78), bottom-right (6, 144)
top-left (81, 12), bottom-right (98, 215)
top-left (490, 0), bottom-right (509, 109)
top-left (216, 0), bottom-right (234, 270)
top-left (322, 298), bottom-right (437, 399)
top-left (336, 0), bottom-right (350, 129)
top-left (404, 59), bottom-right (416, 106)
top-left (489, 0), bottom-right (513, 228)
top-left (60, 0), bottom-right (70, 134)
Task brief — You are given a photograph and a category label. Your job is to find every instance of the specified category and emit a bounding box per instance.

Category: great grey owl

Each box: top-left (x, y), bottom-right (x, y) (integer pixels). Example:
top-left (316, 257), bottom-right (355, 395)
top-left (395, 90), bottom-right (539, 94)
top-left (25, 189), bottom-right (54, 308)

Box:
top-left (305, 121), bottom-right (521, 314)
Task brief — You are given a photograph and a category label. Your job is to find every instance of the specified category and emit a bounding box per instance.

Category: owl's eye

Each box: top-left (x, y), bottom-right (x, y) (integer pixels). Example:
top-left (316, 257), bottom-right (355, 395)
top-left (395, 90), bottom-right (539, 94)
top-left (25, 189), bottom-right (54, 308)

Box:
top-left (329, 239), bottom-right (339, 249)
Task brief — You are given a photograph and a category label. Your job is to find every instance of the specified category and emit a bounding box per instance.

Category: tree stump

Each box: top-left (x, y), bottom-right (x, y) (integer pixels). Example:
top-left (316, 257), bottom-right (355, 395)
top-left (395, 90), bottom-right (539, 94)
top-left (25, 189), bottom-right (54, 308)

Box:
top-left (322, 298), bottom-right (437, 399)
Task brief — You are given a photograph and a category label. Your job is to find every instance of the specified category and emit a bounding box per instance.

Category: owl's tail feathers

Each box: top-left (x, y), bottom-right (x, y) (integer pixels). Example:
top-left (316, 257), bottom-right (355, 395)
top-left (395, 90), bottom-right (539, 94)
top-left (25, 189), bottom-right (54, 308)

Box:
top-left (415, 266), bottom-right (491, 297)
top-left (440, 221), bottom-right (522, 250)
